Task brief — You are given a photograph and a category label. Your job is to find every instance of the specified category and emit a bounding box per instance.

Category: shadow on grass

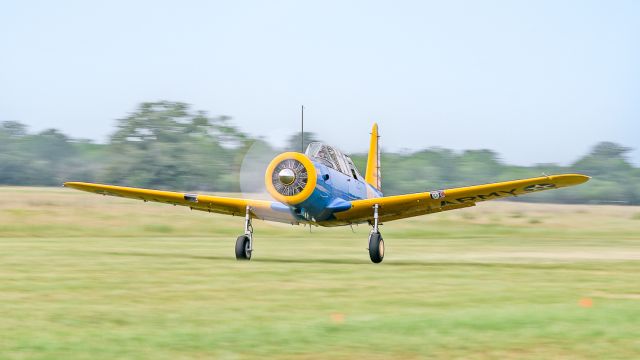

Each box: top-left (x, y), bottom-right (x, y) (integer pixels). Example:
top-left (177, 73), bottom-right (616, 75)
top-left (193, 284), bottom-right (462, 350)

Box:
top-left (97, 250), bottom-right (368, 265)
top-left (89, 250), bottom-right (587, 269)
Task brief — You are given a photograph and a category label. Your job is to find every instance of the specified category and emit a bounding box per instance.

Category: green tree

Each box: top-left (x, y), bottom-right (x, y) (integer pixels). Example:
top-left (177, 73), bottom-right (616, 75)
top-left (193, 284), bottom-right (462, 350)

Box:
top-left (570, 142), bottom-right (638, 204)
top-left (102, 101), bottom-right (246, 191)
top-left (285, 132), bottom-right (320, 152)
top-left (1, 105), bottom-right (638, 205)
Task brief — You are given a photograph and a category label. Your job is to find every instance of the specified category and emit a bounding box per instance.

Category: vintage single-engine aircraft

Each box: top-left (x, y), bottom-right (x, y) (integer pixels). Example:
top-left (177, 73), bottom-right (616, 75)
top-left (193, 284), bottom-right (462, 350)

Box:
top-left (65, 124), bottom-right (589, 263)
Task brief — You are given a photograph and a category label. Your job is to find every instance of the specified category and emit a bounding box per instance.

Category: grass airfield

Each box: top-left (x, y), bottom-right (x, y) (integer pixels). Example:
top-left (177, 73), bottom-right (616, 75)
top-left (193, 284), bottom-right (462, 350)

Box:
top-left (1, 187), bottom-right (639, 359)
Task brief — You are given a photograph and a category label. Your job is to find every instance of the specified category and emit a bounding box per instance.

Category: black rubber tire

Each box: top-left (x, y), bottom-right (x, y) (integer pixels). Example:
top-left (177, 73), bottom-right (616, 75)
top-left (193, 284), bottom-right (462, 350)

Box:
top-left (235, 235), bottom-right (251, 260)
top-left (368, 232), bottom-right (384, 263)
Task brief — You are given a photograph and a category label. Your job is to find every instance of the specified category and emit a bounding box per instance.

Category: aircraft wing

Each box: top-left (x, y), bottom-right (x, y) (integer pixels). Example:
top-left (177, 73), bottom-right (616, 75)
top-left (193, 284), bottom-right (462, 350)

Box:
top-left (333, 174), bottom-right (590, 224)
top-left (63, 182), bottom-right (299, 224)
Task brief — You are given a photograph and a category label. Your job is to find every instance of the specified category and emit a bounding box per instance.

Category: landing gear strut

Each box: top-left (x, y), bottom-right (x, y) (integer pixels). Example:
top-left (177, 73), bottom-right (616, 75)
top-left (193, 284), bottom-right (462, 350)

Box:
top-left (235, 206), bottom-right (253, 260)
top-left (368, 204), bottom-right (384, 263)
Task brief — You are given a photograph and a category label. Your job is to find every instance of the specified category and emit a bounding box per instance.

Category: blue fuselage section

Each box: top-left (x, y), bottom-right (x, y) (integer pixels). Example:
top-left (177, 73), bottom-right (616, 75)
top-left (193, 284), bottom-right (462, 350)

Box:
top-left (274, 160), bottom-right (382, 223)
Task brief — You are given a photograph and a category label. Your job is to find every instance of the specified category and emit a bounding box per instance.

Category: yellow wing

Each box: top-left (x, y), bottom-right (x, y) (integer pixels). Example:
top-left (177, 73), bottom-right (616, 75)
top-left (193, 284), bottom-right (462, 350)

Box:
top-left (333, 174), bottom-right (590, 224)
top-left (63, 182), bottom-right (299, 224)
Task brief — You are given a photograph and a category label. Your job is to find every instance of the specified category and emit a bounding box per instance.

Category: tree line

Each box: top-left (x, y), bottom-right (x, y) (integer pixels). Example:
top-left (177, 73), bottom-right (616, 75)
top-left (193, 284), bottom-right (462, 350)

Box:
top-left (1, 101), bottom-right (638, 205)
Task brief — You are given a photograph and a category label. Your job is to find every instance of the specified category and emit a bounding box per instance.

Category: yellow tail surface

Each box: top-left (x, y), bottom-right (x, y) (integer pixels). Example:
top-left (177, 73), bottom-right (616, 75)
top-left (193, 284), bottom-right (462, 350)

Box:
top-left (365, 123), bottom-right (381, 191)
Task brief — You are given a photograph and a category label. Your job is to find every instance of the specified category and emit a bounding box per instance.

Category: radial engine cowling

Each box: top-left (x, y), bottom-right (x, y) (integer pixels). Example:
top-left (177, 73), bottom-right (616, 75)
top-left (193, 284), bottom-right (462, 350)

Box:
top-left (265, 152), bottom-right (317, 205)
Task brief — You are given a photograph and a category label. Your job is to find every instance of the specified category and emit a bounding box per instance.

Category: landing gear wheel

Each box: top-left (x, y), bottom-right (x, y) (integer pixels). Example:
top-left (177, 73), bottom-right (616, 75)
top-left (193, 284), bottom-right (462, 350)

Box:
top-left (368, 232), bottom-right (384, 263)
top-left (235, 235), bottom-right (251, 260)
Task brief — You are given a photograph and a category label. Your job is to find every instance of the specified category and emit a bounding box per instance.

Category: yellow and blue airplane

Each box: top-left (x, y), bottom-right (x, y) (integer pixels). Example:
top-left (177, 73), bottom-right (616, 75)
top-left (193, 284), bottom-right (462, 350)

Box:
top-left (65, 124), bottom-right (589, 263)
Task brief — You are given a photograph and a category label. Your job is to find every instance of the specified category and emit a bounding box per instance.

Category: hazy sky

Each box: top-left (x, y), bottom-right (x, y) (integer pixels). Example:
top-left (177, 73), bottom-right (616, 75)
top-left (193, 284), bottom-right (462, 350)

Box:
top-left (1, 0), bottom-right (639, 165)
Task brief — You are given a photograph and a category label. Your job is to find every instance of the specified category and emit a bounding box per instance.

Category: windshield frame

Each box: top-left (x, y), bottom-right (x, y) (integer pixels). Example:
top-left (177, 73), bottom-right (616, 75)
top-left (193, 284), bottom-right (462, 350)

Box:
top-left (305, 142), bottom-right (361, 179)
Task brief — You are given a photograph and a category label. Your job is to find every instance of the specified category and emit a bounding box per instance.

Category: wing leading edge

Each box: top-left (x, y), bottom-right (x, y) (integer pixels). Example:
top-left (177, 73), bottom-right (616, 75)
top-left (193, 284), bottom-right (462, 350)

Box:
top-left (66, 174), bottom-right (589, 226)
top-left (333, 174), bottom-right (590, 224)
top-left (63, 182), bottom-right (299, 224)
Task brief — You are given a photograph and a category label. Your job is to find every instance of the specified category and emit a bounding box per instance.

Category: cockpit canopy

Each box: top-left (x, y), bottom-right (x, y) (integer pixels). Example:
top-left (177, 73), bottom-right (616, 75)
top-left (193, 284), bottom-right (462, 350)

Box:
top-left (305, 142), bottom-right (363, 180)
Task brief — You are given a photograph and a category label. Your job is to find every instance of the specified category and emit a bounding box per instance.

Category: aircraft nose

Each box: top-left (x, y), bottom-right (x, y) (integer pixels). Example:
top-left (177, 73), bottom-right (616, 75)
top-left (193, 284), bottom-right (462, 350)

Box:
top-left (278, 168), bottom-right (296, 185)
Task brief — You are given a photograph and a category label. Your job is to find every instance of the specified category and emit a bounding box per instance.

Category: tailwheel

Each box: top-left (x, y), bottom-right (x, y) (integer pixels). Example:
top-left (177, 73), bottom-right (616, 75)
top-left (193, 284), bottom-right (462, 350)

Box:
top-left (368, 232), bottom-right (384, 263)
top-left (235, 235), bottom-right (251, 260)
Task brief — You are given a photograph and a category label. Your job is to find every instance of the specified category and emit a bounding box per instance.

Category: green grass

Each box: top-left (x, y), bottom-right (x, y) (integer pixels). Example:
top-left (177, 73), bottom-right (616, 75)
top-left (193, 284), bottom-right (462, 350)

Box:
top-left (1, 187), bottom-right (639, 359)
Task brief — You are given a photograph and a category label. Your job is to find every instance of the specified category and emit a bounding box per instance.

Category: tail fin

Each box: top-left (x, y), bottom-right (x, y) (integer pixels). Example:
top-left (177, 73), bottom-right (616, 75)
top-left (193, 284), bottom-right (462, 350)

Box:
top-left (365, 123), bottom-right (381, 191)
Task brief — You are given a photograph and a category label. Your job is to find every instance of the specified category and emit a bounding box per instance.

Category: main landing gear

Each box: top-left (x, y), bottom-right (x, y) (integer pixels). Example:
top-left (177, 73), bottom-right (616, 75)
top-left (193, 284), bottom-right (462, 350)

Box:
top-left (235, 206), bottom-right (253, 260)
top-left (368, 204), bottom-right (384, 263)
top-left (236, 205), bottom-right (385, 263)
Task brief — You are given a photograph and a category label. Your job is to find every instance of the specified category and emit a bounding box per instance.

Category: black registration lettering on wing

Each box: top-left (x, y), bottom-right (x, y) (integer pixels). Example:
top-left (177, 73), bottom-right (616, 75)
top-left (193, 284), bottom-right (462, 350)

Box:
top-left (476, 192), bottom-right (500, 200)
top-left (440, 200), bottom-right (458, 206)
top-left (440, 188), bottom-right (519, 206)
top-left (524, 183), bottom-right (556, 192)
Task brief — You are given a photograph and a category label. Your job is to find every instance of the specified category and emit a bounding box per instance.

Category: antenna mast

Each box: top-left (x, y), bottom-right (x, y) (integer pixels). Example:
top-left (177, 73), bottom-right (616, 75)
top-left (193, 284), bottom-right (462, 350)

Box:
top-left (301, 105), bottom-right (304, 153)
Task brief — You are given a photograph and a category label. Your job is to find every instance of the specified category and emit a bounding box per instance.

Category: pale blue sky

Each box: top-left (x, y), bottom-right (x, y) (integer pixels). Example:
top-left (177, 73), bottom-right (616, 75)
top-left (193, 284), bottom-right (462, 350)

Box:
top-left (1, 0), bottom-right (638, 165)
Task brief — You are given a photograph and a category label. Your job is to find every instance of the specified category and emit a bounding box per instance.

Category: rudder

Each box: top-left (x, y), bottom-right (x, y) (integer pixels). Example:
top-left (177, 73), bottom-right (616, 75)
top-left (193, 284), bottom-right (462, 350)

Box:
top-left (365, 123), bottom-right (381, 191)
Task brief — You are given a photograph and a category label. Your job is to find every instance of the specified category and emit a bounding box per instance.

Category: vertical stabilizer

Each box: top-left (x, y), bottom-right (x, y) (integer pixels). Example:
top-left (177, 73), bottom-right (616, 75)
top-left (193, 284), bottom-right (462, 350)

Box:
top-left (365, 123), bottom-right (381, 191)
